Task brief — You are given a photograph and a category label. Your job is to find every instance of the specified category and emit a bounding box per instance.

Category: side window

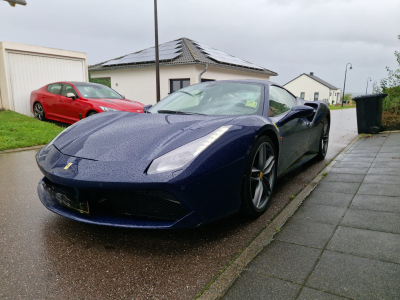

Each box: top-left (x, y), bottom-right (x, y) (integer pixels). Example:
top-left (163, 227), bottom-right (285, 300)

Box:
top-left (61, 84), bottom-right (78, 97)
top-left (47, 83), bottom-right (62, 95)
top-left (170, 79), bottom-right (190, 93)
top-left (269, 86), bottom-right (296, 116)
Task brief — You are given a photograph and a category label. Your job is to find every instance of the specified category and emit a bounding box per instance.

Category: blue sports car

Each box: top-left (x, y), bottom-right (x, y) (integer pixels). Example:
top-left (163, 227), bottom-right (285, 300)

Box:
top-left (36, 80), bottom-right (330, 229)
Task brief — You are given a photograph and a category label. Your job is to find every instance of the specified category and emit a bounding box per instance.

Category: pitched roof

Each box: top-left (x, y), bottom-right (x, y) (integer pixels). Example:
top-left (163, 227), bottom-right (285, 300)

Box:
top-left (284, 73), bottom-right (339, 90)
top-left (4, 0), bottom-right (27, 6)
top-left (89, 38), bottom-right (277, 76)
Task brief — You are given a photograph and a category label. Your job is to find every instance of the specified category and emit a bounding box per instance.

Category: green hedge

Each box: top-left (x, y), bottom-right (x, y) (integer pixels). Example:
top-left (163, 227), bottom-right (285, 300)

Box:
top-left (382, 86), bottom-right (400, 113)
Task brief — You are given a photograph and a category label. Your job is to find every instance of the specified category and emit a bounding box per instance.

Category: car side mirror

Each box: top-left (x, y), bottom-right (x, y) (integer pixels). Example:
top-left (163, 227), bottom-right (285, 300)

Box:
top-left (143, 104), bottom-right (153, 113)
top-left (276, 105), bottom-right (314, 126)
top-left (66, 92), bottom-right (77, 100)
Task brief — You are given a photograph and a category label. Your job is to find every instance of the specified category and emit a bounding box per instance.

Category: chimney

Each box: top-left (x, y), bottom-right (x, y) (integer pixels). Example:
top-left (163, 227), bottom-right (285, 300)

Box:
top-left (310, 72), bottom-right (314, 76)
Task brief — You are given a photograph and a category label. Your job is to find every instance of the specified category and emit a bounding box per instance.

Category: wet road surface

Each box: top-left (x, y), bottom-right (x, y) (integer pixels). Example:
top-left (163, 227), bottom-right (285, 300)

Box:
top-left (0, 109), bottom-right (357, 299)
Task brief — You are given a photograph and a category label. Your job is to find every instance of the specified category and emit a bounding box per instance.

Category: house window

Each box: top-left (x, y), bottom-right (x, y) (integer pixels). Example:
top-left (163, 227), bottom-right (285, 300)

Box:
top-left (170, 79), bottom-right (190, 93)
top-left (300, 92), bottom-right (305, 99)
top-left (330, 91), bottom-right (332, 96)
top-left (314, 92), bottom-right (319, 101)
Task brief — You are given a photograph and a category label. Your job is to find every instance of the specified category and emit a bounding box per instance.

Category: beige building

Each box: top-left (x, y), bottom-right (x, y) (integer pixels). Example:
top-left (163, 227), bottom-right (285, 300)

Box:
top-left (283, 72), bottom-right (341, 104)
top-left (0, 41), bottom-right (88, 116)
top-left (89, 38), bottom-right (277, 105)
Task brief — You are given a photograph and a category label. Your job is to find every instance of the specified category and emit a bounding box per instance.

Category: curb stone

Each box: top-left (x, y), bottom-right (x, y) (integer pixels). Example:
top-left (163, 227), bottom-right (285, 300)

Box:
top-left (197, 134), bottom-right (360, 300)
top-left (0, 145), bottom-right (45, 155)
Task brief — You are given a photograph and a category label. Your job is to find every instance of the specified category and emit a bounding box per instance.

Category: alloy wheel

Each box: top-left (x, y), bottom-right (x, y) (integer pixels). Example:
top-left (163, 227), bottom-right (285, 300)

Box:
top-left (250, 142), bottom-right (275, 210)
top-left (321, 119), bottom-right (329, 156)
top-left (34, 103), bottom-right (44, 121)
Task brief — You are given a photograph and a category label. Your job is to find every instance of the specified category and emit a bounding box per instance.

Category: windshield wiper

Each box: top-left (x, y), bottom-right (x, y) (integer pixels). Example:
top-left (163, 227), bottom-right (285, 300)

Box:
top-left (157, 110), bottom-right (206, 116)
top-left (174, 90), bottom-right (195, 97)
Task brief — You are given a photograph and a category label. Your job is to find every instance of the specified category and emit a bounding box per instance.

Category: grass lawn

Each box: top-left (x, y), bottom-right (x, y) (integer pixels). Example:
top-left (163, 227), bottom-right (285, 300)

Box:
top-left (0, 110), bottom-right (64, 151)
top-left (328, 104), bottom-right (356, 110)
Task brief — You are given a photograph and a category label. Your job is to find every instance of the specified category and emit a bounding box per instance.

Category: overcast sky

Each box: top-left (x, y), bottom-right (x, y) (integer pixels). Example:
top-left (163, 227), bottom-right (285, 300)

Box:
top-left (1, 0), bottom-right (399, 93)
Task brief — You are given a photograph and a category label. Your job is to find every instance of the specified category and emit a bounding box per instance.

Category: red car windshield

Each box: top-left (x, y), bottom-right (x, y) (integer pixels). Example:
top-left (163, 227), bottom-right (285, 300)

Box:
top-left (75, 84), bottom-right (123, 99)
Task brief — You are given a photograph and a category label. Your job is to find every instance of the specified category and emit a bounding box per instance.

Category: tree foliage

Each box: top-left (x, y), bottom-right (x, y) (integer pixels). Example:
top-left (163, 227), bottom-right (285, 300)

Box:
top-left (380, 35), bottom-right (400, 91)
top-left (379, 35), bottom-right (400, 113)
top-left (88, 74), bottom-right (111, 88)
top-left (341, 93), bottom-right (352, 102)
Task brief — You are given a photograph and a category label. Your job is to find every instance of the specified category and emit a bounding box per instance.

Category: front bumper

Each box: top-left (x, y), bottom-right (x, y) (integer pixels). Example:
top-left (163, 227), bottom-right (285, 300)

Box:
top-left (38, 177), bottom-right (201, 229)
top-left (36, 145), bottom-right (247, 229)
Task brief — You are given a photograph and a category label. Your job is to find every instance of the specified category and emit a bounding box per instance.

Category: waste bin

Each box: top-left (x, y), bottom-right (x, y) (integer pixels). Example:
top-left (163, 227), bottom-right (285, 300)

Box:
top-left (353, 93), bottom-right (387, 134)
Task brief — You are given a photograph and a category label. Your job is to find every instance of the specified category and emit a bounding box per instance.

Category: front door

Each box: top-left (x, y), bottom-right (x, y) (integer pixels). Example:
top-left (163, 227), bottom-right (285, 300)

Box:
top-left (58, 84), bottom-right (85, 122)
top-left (268, 86), bottom-right (311, 175)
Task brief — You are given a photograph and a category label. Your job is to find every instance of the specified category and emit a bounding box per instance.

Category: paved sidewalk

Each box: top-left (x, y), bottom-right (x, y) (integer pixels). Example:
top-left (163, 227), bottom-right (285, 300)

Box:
top-left (223, 132), bottom-right (400, 300)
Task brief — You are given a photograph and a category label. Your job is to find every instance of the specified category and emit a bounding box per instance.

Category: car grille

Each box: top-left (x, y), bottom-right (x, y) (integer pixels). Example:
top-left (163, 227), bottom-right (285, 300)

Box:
top-left (43, 178), bottom-right (190, 221)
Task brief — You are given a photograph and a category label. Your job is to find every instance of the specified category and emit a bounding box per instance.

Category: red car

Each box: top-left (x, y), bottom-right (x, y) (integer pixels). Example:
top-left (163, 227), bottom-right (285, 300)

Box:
top-left (30, 81), bottom-right (145, 124)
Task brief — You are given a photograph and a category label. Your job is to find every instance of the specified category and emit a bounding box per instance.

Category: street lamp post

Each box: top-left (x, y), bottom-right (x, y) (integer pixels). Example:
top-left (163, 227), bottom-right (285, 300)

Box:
top-left (341, 63), bottom-right (353, 107)
top-left (365, 77), bottom-right (372, 95)
top-left (154, 0), bottom-right (160, 102)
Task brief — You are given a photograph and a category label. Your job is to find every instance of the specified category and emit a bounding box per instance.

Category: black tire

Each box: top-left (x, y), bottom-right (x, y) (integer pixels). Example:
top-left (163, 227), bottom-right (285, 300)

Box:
top-left (316, 116), bottom-right (330, 160)
top-left (241, 135), bottom-right (276, 217)
top-left (33, 102), bottom-right (45, 121)
top-left (87, 111), bottom-right (98, 117)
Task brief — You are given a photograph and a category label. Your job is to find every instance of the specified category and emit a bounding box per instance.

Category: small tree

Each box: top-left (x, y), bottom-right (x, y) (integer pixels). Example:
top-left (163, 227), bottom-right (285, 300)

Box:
top-left (380, 35), bottom-right (400, 91)
top-left (341, 93), bottom-right (352, 102)
top-left (379, 35), bottom-right (400, 114)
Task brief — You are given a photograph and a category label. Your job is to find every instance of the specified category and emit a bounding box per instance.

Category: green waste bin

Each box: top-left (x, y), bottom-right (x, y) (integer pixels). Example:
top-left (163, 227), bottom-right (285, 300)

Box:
top-left (353, 94), bottom-right (387, 134)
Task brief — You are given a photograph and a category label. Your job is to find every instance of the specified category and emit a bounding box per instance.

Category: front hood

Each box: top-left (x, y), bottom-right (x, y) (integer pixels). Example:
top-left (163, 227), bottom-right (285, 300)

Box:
top-left (53, 112), bottom-right (234, 162)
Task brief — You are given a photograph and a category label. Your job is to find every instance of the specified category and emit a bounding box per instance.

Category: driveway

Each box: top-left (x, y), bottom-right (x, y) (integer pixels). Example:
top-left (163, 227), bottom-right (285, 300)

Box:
top-left (0, 109), bottom-right (357, 299)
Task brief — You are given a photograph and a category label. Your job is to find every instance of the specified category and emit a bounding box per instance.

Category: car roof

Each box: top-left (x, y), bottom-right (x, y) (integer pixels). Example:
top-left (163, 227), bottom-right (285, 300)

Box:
top-left (48, 81), bottom-right (103, 86)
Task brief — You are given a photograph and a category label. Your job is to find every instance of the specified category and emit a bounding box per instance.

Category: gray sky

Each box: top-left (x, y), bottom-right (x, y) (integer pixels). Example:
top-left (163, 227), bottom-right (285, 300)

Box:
top-left (1, 0), bottom-right (399, 93)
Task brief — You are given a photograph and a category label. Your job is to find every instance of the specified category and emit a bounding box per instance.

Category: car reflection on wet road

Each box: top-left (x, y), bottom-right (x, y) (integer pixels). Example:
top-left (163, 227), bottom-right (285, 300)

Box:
top-left (0, 109), bottom-right (357, 299)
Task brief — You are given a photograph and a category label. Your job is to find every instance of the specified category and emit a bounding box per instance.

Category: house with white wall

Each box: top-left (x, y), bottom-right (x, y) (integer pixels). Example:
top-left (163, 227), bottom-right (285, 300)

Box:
top-left (89, 38), bottom-right (278, 105)
top-left (0, 41), bottom-right (88, 116)
top-left (283, 72), bottom-right (341, 104)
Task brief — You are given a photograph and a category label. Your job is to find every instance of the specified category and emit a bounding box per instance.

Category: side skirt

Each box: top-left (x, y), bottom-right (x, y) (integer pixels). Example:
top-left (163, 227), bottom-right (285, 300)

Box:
top-left (277, 152), bottom-right (317, 178)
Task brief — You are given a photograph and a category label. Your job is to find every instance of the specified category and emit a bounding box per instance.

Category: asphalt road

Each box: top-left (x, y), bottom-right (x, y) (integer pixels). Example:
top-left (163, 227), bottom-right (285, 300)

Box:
top-left (0, 109), bottom-right (357, 300)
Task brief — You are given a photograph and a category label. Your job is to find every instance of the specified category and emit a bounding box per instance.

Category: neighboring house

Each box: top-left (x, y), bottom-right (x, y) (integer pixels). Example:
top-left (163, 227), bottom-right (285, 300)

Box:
top-left (89, 38), bottom-right (278, 105)
top-left (283, 72), bottom-right (341, 104)
top-left (0, 42), bottom-right (88, 116)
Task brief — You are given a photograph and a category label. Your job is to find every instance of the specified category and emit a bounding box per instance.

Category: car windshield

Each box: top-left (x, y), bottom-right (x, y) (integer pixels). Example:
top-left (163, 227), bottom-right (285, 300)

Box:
top-left (75, 84), bottom-right (123, 99)
top-left (148, 82), bottom-right (263, 116)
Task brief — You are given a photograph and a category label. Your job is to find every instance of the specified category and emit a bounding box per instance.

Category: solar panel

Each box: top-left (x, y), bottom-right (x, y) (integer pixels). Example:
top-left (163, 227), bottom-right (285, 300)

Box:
top-left (159, 52), bottom-right (182, 60)
top-left (101, 40), bottom-right (182, 66)
top-left (193, 41), bottom-right (264, 70)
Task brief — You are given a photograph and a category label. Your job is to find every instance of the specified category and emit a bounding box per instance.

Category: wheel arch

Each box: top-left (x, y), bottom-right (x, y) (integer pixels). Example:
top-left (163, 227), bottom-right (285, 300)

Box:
top-left (256, 126), bottom-right (280, 164)
top-left (33, 100), bottom-right (45, 113)
top-left (325, 111), bottom-right (331, 125)
top-left (85, 110), bottom-right (98, 118)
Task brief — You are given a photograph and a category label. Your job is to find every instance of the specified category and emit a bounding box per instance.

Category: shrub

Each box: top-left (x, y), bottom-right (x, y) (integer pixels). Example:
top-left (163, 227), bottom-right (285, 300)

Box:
top-left (382, 86), bottom-right (400, 114)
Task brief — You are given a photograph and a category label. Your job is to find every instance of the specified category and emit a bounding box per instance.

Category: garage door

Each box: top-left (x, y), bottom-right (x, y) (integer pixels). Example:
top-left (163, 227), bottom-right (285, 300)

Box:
top-left (6, 51), bottom-right (86, 116)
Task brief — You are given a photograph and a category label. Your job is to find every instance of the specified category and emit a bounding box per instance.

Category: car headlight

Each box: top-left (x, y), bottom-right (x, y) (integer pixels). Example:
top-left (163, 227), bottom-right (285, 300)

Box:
top-left (147, 125), bottom-right (232, 174)
top-left (99, 106), bottom-right (119, 112)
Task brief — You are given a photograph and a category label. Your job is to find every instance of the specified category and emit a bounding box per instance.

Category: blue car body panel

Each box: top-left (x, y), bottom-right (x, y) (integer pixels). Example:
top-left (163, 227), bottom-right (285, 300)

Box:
top-left (36, 80), bottom-right (329, 229)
